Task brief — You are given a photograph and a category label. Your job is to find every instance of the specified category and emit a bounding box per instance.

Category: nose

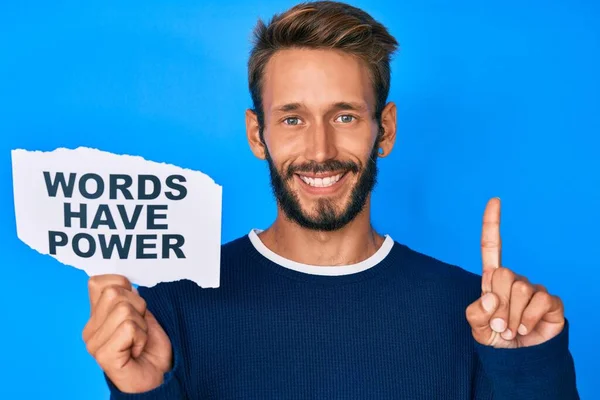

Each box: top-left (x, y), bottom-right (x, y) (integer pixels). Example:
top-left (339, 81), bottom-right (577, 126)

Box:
top-left (304, 121), bottom-right (338, 163)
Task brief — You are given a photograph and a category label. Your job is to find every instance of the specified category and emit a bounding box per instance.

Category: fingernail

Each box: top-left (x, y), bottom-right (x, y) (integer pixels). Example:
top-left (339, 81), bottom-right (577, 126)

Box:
top-left (518, 324), bottom-right (528, 335)
top-left (491, 318), bottom-right (506, 332)
top-left (481, 293), bottom-right (496, 312)
top-left (501, 329), bottom-right (513, 340)
top-left (132, 286), bottom-right (139, 294)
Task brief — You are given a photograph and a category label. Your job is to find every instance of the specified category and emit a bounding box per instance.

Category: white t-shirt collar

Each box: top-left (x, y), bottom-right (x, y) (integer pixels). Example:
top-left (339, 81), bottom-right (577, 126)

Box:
top-left (247, 229), bottom-right (394, 276)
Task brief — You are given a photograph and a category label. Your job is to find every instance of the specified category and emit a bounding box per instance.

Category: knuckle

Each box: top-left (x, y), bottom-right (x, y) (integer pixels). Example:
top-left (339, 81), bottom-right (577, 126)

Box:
top-left (102, 286), bottom-right (122, 303)
top-left (512, 280), bottom-right (533, 296)
top-left (480, 234), bottom-right (499, 247)
top-left (121, 319), bottom-right (139, 336)
top-left (89, 275), bottom-right (130, 294)
top-left (480, 239), bottom-right (494, 247)
top-left (465, 303), bottom-right (477, 321)
top-left (494, 267), bottom-right (515, 281)
top-left (94, 346), bottom-right (110, 366)
top-left (114, 301), bottom-right (136, 319)
top-left (88, 276), bottom-right (101, 293)
top-left (534, 284), bottom-right (547, 293)
top-left (85, 341), bottom-right (93, 354)
top-left (114, 274), bottom-right (131, 288)
top-left (522, 307), bottom-right (539, 322)
top-left (138, 296), bottom-right (147, 312)
top-left (89, 274), bottom-right (115, 288)
top-left (536, 291), bottom-right (552, 304)
top-left (82, 323), bottom-right (91, 342)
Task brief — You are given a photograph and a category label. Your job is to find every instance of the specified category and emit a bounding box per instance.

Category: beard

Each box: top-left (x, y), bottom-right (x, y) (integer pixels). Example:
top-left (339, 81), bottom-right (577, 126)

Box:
top-left (264, 140), bottom-right (380, 232)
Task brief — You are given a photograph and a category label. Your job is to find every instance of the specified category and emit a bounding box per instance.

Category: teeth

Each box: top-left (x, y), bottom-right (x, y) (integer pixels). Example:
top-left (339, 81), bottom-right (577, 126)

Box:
top-left (300, 173), bottom-right (343, 187)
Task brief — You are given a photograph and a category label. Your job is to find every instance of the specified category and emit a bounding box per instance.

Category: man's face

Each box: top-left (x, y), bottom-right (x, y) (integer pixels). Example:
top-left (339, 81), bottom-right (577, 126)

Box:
top-left (259, 49), bottom-right (382, 231)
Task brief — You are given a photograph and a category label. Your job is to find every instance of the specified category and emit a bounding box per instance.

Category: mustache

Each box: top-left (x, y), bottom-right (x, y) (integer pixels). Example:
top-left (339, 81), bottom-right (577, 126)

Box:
top-left (285, 159), bottom-right (361, 180)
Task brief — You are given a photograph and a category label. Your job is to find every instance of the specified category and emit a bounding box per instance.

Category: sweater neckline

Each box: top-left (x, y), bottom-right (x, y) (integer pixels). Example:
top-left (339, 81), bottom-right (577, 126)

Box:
top-left (244, 229), bottom-right (401, 285)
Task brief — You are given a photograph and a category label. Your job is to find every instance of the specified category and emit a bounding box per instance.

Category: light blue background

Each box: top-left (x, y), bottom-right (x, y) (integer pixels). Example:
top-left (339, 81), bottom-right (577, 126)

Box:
top-left (0, 0), bottom-right (598, 398)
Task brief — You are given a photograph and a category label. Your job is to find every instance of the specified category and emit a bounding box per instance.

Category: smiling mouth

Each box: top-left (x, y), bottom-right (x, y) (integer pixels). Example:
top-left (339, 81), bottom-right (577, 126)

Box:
top-left (296, 171), bottom-right (347, 188)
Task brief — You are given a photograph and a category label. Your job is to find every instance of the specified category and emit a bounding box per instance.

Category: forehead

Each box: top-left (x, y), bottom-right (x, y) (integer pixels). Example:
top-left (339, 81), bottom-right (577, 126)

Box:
top-left (262, 48), bottom-right (375, 112)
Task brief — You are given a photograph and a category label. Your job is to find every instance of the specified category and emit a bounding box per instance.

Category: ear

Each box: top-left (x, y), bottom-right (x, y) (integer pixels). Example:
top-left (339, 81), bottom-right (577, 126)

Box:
top-left (246, 108), bottom-right (266, 160)
top-left (377, 102), bottom-right (397, 158)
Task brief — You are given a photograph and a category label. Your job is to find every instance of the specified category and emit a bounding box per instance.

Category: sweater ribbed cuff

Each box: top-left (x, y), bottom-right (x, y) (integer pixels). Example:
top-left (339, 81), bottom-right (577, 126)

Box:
top-left (105, 346), bottom-right (185, 400)
top-left (474, 318), bottom-right (579, 399)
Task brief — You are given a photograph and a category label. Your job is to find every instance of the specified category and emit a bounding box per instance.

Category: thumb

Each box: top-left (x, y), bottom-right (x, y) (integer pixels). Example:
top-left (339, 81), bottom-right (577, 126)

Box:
top-left (466, 292), bottom-right (500, 346)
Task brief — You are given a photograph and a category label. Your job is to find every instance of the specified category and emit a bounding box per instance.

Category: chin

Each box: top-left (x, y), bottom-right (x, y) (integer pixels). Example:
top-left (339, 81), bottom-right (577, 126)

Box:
top-left (296, 189), bottom-right (348, 209)
top-left (303, 197), bottom-right (348, 220)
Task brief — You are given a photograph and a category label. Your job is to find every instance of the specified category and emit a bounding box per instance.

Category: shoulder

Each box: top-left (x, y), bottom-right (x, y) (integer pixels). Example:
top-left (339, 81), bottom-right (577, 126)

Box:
top-left (138, 233), bottom-right (252, 295)
top-left (221, 233), bottom-right (254, 262)
top-left (136, 233), bottom-right (256, 329)
top-left (393, 241), bottom-right (482, 302)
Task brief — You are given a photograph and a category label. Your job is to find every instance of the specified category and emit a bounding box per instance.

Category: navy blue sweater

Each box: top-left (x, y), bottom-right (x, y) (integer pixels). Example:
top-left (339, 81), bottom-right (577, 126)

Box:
top-left (107, 233), bottom-right (579, 399)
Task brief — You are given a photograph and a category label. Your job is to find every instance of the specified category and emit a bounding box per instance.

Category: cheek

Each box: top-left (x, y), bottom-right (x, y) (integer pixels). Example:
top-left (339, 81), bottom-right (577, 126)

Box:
top-left (336, 139), bottom-right (376, 165)
top-left (334, 122), bottom-right (379, 150)
top-left (265, 134), bottom-right (305, 167)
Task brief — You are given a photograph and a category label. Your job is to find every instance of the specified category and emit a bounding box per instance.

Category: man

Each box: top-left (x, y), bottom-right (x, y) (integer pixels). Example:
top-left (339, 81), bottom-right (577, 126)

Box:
top-left (83, 1), bottom-right (579, 398)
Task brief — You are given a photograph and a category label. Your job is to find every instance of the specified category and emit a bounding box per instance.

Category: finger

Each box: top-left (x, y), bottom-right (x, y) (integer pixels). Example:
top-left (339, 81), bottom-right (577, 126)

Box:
top-left (95, 319), bottom-right (148, 372)
top-left (533, 283), bottom-right (547, 293)
top-left (83, 286), bottom-right (146, 342)
top-left (519, 292), bottom-right (564, 335)
top-left (489, 267), bottom-right (515, 334)
top-left (466, 292), bottom-right (500, 345)
top-left (514, 274), bottom-right (530, 283)
top-left (88, 274), bottom-right (132, 310)
top-left (86, 301), bottom-right (148, 357)
top-left (94, 286), bottom-right (147, 322)
top-left (503, 280), bottom-right (535, 340)
top-left (481, 197), bottom-right (502, 293)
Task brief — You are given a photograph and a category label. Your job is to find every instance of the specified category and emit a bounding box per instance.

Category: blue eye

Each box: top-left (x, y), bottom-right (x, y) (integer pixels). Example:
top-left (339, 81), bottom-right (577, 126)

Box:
top-left (336, 115), bottom-right (355, 123)
top-left (283, 117), bottom-right (301, 125)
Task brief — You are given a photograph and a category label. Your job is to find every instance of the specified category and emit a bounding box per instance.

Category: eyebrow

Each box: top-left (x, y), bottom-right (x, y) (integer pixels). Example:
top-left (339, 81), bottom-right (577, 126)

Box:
top-left (274, 103), bottom-right (303, 112)
top-left (272, 101), bottom-right (369, 113)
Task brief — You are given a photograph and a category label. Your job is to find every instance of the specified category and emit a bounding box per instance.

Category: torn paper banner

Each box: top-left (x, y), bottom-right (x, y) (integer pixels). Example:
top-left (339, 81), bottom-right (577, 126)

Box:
top-left (11, 147), bottom-right (222, 288)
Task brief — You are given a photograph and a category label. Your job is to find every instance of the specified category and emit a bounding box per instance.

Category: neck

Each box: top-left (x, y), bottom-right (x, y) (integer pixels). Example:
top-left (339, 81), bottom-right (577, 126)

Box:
top-left (257, 200), bottom-right (385, 266)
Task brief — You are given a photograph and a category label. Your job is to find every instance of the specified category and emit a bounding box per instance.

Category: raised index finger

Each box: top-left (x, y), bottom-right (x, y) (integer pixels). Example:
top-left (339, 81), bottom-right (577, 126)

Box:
top-left (481, 197), bottom-right (502, 293)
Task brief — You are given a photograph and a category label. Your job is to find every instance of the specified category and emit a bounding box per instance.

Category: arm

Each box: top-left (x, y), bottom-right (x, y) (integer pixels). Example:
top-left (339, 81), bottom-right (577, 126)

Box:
top-left (468, 199), bottom-right (579, 399)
